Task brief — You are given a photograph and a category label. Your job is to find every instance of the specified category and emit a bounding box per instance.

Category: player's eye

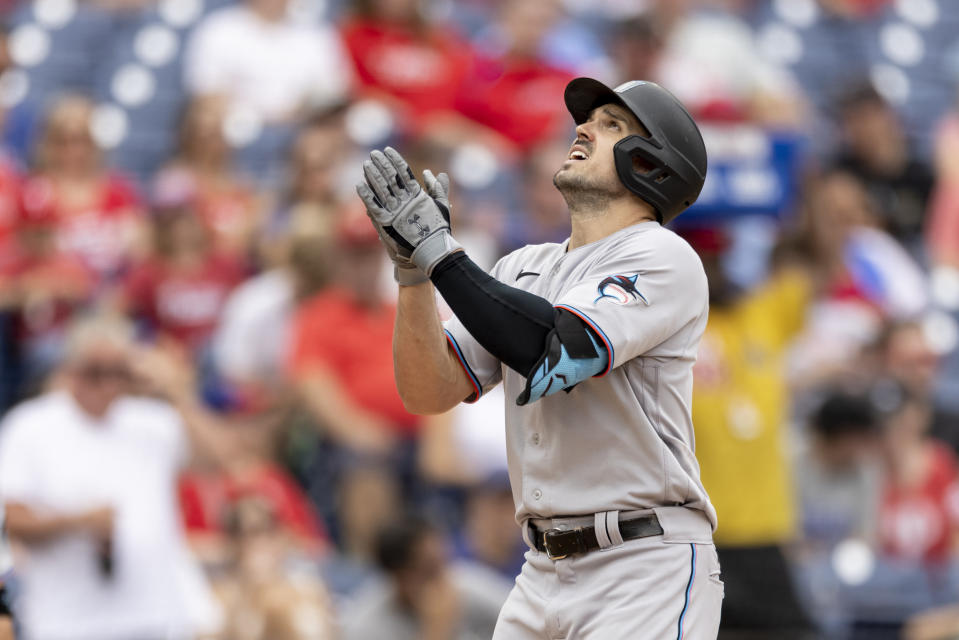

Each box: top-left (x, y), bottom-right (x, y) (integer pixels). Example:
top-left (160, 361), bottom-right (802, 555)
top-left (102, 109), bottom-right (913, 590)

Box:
top-left (607, 119), bottom-right (620, 130)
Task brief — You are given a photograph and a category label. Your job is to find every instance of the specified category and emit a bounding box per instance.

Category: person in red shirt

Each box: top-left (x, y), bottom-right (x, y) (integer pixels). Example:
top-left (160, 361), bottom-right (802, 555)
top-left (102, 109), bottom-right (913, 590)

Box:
top-left (0, 194), bottom-right (93, 394)
top-left (177, 372), bottom-right (328, 560)
top-left (21, 95), bottom-right (147, 286)
top-left (0, 154), bottom-right (21, 272)
top-left (878, 382), bottom-right (959, 565)
top-left (152, 95), bottom-right (265, 263)
top-left (457, 0), bottom-right (574, 153)
top-left (340, 0), bottom-right (508, 150)
top-left (179, 464), bottom-right (326, 554)
top-left (122, 204), bottom-right (245, 353)
top-left (288, 205), bottom-right (418, 457)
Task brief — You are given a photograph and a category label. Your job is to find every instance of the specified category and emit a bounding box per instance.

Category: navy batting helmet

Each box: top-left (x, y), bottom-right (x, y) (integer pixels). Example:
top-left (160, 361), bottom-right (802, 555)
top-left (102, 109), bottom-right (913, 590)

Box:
top-left (564, 77), bottom-right (707, 226)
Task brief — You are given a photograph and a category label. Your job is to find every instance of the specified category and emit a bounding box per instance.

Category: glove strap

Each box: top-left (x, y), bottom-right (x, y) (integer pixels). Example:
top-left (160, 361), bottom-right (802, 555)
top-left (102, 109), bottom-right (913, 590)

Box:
top-left (395, 264), bottom-right (430, 286)
top-left (411, 231), bottom-right (463, 276)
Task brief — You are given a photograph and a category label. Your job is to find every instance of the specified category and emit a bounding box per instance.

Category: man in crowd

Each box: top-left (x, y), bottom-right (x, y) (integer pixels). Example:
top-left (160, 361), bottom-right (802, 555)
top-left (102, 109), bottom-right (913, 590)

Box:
top-left (343, 515), bottom-right (507, 640)
top-left (0, 313), bottom-right (233, 639)
top-left (687, 225), bottom-right (816, 638)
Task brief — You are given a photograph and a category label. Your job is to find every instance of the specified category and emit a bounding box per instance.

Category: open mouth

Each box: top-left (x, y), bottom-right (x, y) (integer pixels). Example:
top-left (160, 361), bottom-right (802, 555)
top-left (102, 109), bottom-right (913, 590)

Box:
top-left (568, 145), bottom-right (589, 161)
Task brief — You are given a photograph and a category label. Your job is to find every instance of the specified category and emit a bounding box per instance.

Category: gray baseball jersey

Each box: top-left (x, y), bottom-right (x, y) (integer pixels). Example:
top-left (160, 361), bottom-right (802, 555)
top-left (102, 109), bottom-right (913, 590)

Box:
top-left (444, 220), bottom-right (717, 529)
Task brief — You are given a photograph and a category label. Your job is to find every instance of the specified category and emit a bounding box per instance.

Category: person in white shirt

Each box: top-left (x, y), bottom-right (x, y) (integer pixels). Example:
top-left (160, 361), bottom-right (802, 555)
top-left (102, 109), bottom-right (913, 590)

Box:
top-left (183, 0), bottom-right (353, 123)
top-left (0, 314), bottom-right (234, 640)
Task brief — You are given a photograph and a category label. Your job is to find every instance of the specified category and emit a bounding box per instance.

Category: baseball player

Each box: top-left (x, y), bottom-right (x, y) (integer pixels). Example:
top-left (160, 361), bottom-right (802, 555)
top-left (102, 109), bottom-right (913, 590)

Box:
top-left (357, 77), bottom-right (722, 638)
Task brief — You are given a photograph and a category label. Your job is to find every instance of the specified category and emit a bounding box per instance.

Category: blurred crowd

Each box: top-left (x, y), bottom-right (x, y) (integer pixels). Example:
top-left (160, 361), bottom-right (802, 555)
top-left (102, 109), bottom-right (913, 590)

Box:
top-left (0, 0), bottom-right (956, 638)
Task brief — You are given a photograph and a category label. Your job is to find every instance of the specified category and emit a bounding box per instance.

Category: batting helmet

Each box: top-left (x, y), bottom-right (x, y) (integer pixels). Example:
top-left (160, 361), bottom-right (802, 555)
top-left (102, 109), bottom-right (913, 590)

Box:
top-left (564, 77), bottom-right (707, 226)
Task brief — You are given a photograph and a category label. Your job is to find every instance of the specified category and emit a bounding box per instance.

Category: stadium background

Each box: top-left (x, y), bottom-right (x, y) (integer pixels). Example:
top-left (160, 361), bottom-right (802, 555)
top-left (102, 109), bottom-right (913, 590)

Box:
top-left (1, 0), bottom-right (959, 637)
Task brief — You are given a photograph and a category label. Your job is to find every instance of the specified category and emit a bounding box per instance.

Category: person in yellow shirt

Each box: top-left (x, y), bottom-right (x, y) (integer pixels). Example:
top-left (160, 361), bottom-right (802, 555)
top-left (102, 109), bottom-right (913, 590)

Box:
top-left (685, 226), bottom-right (816, 639)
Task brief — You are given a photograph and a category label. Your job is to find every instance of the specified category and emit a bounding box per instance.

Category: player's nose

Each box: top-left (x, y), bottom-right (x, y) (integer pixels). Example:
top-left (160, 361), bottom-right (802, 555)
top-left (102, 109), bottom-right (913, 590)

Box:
top-left (574, 121), bottom-right (595, 141)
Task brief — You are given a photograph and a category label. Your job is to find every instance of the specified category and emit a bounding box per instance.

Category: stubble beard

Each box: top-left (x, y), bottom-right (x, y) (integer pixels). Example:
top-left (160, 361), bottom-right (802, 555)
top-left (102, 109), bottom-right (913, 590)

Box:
top-left (552, 167), bottom-right (625, 220)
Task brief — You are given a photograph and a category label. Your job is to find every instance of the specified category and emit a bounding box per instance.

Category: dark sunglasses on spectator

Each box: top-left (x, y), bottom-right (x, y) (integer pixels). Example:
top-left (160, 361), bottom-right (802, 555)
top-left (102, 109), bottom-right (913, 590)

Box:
top-left (76, 363), bottom-right (131, 384)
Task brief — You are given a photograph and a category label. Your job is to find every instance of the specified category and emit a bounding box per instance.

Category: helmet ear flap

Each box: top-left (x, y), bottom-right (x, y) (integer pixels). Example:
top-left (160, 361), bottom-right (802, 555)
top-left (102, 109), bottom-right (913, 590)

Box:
top-left (613, 135), bottom-right (669, 223)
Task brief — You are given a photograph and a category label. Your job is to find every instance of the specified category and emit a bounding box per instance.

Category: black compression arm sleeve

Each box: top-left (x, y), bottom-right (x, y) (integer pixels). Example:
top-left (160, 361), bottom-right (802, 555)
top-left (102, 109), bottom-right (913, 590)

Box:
top-left (430, 252), bottom-right (554, 375)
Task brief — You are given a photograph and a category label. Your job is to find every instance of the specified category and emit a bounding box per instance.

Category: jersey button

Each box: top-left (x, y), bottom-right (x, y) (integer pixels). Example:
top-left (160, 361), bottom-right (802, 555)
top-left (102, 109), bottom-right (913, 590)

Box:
top-left (531, 433), bottom-right (541, 445)
top-left (533, 489), bottom-right (543, 500)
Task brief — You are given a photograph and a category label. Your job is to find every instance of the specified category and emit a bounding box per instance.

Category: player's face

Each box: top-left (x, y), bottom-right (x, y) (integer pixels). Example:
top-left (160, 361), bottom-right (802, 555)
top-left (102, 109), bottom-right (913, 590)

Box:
top-left (553, 103), bottom-right (646, 198)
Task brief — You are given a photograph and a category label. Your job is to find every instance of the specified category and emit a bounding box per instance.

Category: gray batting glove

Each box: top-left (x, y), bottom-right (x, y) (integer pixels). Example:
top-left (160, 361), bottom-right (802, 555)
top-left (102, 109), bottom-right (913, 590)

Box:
top-left (359, 168), bottom-right (451, 286)
top-left (357, 147), bottom-right (461, 276)
top-left (356, 170), bottom-right (428, 286)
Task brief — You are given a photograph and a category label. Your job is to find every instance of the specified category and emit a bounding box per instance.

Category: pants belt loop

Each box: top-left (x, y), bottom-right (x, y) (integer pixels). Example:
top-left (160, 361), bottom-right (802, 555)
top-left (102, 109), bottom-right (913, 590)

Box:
top-left (607, 510), bottom-right (624, 547)
top-left (522, 519), bottom-right (536, 550)
top-left (594, 511), bottom-right (612, 549)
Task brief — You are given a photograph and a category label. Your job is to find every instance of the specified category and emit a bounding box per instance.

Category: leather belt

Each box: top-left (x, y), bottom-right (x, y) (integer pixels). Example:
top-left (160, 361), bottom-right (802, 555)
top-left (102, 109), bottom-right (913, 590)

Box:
top-left (531, 513), bottom-right (664, 560)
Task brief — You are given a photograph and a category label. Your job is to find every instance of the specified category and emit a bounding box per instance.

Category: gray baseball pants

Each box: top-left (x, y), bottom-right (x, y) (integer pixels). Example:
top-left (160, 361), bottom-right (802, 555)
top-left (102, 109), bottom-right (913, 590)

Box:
top-left (493, 506), bottom-right (723, 639)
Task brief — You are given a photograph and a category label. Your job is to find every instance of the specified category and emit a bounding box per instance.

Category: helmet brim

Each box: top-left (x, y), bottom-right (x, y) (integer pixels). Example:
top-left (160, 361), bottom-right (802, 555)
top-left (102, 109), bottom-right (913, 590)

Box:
top-left (564, 77), bottom-right (629, 125)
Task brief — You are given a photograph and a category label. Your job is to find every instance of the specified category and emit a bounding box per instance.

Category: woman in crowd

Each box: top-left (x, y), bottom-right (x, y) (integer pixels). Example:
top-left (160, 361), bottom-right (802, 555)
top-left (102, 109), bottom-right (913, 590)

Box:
top-left (20, 95), bottom-right (146, 288)
top-left (153, 95), bottom-right (266, 263)
top-left (121, 203), bottom-right (245, 354)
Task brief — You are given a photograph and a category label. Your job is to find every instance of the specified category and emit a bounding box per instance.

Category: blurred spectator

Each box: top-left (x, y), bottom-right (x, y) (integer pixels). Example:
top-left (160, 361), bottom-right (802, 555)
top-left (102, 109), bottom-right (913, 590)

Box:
top-left (927, 94), bottom-right (959, 268)
top-left (785, 169), bottom-right (929, 391)
top-left (500, 136), bottom-right (574, 251)
top-left (459, 0), bottom-right (574, 153)
top-left (153, 95), bottom-right (265, 261)
top-left (287, 208), bottom-right (416, 457)
top-left (834, 85), bottom-right (934, 251)
top-left (806, 379), bottom-right (959, 636)
top-left (342, 515), bottom-right (506, 640)
top-left (20, 95), bottom-right (146, 286)
top-left (214, 206), bottom-right (333, 389)
top-left (877, 381), bottom-right (959, 569)
top-left (864, 320), bottom-right (959, 453)
top-left (180, 458), bottom-right (326, 555)
top-left (209, 497), bottom-right (335, 640)
top-left (320, 462), bottom-right (401, 599)
top-left (608, 15), bottom-right (663, 87)
top-left (0, 197), bottom-right (93, 396)
top-left (648, 0), bottom-right (805, 127)
top-left (872, 321), bottom-right (940, 400)
top-left (793, 389), bottom-right (883, 636)
top-left (452, 471), bottom-right (524, 582)
top-left (796, 390), bottom-right (881, 552)
top-left (184, 0), bottom-right (352, 123)
top-left (178, 379), bottom-right (327, 565)
top-left (686, 225), bottom-right (815, 638)
top-left (0, 313), bottom-right (234, 639)
top-left (121, 205), bottom-right (245, 353)
top-left (340, 0), bottom-right (503, 149)
top-left (262, 108), bottom-right (355, 265)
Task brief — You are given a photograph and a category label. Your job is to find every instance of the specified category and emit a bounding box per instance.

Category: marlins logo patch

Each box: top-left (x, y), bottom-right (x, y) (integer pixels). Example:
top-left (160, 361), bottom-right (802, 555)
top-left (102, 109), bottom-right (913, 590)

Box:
top-left (594, 274), bottom-right (648, 305)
